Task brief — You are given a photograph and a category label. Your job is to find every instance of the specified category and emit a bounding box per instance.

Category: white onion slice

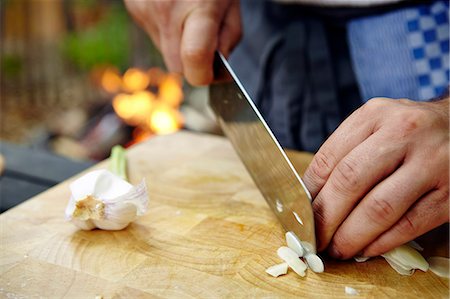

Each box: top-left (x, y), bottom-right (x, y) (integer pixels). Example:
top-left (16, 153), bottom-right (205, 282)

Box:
top-left (427, 256), bottom-right (450, 278)
top-left (265, 263), bottom-right (289, 277)
top-left (304, 253), bottom-right (324, 273)
top-left (277, 246), bottom-right (307, 277)
top-left (285, 231), bottom-right (304, 257)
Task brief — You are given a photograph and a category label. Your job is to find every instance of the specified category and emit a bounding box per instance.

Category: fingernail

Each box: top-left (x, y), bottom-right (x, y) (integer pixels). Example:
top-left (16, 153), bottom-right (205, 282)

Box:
top-left (329, 246), bottom-right (342, 259)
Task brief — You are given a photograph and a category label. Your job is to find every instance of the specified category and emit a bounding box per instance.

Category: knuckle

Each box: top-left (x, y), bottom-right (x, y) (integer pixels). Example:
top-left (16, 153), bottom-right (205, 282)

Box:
top-left (308, 151), bottom-right (334, 182)
top-left (331, 232), bottom-right (353, 257)
top-left (312, 200), bottom-right (327, 226)
top-left (182, 47), bottom-right (212, 65)
top-left (395, 214), bottom-right (417, 236)
top-left (332, 158), bottom-right (361, 193)
top-left (361, 97), bottom-right (390, 113)
top-left (395, 110), bottom-right (428, 136)
top-left (366, 197), bottom-right (395, 225)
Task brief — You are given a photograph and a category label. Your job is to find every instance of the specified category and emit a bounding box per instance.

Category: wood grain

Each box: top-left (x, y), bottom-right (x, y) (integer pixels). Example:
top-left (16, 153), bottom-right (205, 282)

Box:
top-left (0, 131), bottom-right (448, 298)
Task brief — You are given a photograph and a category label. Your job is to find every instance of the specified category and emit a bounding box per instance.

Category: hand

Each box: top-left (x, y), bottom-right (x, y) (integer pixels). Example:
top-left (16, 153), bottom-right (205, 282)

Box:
top-left (124, 0), bottom-right (241, 86)
top-left (303, 97), bottom-right (449, 259)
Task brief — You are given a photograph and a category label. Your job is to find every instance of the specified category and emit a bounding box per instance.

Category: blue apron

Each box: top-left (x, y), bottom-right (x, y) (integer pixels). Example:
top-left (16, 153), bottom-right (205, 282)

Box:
top-left (229, 0), bottom-right (449, 152)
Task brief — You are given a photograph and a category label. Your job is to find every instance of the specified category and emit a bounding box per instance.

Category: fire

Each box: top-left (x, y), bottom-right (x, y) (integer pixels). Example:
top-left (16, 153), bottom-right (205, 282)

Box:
top-left (158, 74), bottom-right (183, 108)
top-left (101, 66), bottom-right (184, 142)
top-left (148, 104), bottom-right (182, 134)
top-left (113, 91), bottom-right (155, 126)
top-left (122, 68), bottom-right (150, 92)
top-left (100, 67), bottom-right (122, 93)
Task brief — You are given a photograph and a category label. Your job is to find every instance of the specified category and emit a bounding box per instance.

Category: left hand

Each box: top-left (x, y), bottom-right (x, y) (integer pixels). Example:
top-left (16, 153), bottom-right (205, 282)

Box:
top-left (303, 97), bottom-right (449, 259)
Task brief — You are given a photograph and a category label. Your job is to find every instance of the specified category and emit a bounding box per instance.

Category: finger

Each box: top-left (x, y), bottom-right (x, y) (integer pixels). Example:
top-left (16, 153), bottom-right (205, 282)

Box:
top-left (327, 161), bottom-right (433, 259)
top-left (218, 1), bottom-right (242, 57)
top-left (303, 98), bottom-right (392, 198)
top-left (181, 9), bottom-right (220, 85)
top-left (159, 22), bottom-right (183, 73)
top-left (124, 1), bottom-right (161, 50)
top-left (313, 131), bottom-right (406, 251)
top-left (362, 188), bottom-right (449, 257)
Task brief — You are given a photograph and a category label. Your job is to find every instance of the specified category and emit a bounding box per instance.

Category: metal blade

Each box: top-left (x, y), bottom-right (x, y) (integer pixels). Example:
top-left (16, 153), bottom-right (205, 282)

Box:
top-left (209, 52), bottom-right (316, 253)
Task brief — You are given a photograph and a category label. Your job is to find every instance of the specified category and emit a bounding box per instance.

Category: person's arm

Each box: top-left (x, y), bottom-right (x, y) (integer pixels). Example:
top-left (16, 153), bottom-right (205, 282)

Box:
top-left (303, 96), bottom-right (449, 259)
top-left (124, 0), bottom-right (241, 86)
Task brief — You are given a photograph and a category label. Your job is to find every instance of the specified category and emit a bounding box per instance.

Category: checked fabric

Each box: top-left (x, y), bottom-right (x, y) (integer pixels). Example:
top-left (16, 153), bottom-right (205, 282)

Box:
top-left (348, 0), bottom-right (449, 102)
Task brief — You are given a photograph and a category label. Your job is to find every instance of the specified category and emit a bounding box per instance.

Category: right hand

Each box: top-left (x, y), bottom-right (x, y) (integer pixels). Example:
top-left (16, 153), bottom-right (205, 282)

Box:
top-left (124, 0), bottom-right (242, 86)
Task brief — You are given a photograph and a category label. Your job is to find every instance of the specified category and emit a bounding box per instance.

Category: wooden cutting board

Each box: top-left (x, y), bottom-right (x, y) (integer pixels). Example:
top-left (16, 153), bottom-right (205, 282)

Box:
top-left (0, 131), bottom-right (448, 298)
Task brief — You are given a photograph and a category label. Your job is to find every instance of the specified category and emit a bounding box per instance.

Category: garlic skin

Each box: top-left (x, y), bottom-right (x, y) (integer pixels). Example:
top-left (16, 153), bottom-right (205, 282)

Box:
top-left (65, 170), bottom-right (148, 230)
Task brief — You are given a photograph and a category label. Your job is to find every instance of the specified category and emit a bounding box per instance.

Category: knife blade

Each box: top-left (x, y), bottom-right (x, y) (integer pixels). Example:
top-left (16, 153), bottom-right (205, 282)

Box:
top-left (209, 52), bottom-right (316, 253)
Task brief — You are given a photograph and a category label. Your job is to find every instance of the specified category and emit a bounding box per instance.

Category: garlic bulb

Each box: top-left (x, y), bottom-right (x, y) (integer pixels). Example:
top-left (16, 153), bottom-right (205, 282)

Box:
top-left (65, 169), bottom-right (148, 230)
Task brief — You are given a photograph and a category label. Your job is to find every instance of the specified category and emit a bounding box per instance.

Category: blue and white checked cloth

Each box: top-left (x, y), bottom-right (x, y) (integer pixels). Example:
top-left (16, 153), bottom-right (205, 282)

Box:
top-left (348, 0), bottom-right (449, 102)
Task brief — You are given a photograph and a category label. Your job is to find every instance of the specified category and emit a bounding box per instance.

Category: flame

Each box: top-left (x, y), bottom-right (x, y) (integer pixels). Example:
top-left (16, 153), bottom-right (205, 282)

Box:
top-left (102, 66), bottom-right (185, 142)
top-left (148, 104), bottom-right (182, 135)
top-left (100, 67), bottom-right (122, 93)
top-left (122, 68), bottom-right (150, 92)
top-left (158, 74), bottom-right (183, 108)
top-left (113, 91), bottom-right (155, 126)
top-left (148, 67), bottom-right (164, 86)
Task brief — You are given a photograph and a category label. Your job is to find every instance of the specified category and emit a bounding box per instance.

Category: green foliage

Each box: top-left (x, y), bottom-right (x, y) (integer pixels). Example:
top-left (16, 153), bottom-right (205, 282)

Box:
top-left (1, 54), bottom-right (22, 78)
top-left (61, 6), bottom-right (130, 71)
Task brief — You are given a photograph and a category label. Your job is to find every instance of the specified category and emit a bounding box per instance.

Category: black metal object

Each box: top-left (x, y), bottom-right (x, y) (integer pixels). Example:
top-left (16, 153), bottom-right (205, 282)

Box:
top-left (0, 142), bottom-right (93, 213)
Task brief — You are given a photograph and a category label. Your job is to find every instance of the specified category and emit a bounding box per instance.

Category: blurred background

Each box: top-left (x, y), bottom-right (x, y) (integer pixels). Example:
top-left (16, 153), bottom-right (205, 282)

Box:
top-left (1, 0), bottom-right (218, 211)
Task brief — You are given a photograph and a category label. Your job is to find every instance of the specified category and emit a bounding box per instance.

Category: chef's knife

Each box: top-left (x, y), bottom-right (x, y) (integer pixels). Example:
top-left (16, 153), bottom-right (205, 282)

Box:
top-left (209, 52), bottom-right (316, 253)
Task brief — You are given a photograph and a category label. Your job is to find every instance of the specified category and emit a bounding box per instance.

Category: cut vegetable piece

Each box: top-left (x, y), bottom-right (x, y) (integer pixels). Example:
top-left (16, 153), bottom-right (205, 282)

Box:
top-left (277, 246), bottom-right (300, 260)
top-left (266, 263), bottom-right (289, 277)
top-left (277, 246), bottom-right (307, 277)
top-left (383, 256), bottom-right (414, 276)
top-left (354, 256), bottom-right (370, 263)
top-left (382, 244), bottom-right (429, 272)
top-left (427, 256), bottom-right (450, 278)
top-left (285, 231), bottom-right (304, 257)
top-left (305, 253), bottom-right (324, 273)
top-left (345, 286), bottom-right (359, 296)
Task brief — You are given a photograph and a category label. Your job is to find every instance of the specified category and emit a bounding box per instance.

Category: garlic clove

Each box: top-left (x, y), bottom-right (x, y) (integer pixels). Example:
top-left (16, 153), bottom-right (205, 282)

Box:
top-left (277, 246), bottom-right (307, 277)
top-left (71, 218), bottom-right (96, 231)
top-left (427, 256), bottom-right (450, 278)
top-left (285, 231), bottom-right (304, 257)
top-left (354, 255), bottom-right (370, 263)
top-left (304, 253), bottom-right (324, 273)
top-left (383, 256), bottom-right (414, 276)
top-left (93, 203), bottom-right (138, 230)
top-left (265, 263), bottom-right (289, 277)
top-left (382, 244), bottom-right (429, 272)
